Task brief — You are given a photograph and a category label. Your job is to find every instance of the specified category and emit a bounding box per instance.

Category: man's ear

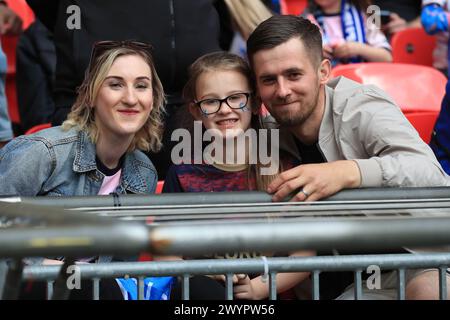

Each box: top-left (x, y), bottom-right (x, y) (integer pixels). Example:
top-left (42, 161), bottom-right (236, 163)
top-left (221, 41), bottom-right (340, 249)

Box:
top-left (318, 59), bottom-right (331, 85)
top-left (188, 103), bottom-right (202, 121)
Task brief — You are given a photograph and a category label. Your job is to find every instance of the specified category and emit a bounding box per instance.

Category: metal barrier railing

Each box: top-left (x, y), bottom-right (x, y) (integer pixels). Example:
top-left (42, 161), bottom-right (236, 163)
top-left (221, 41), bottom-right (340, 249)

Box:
top-left (2, 187), bottom-right (450, 208)
top-left (20, 253), bottom-right (450, 300)
top-left (1, 187), bottom-right (450, 300)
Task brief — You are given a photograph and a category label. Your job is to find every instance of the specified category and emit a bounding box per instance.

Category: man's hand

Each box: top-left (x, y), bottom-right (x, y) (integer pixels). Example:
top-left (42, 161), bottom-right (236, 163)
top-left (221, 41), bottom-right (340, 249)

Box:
top-left (267, 160), bottom-right (361, 202)
top-left (0, 4), bottom-right (22, 36)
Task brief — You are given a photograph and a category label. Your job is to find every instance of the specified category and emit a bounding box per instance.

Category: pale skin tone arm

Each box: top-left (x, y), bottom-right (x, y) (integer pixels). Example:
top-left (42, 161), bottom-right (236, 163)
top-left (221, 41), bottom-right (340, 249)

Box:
top-left (332, 41), bottom-right (392, 62)
top-left (267, 160), bottom-right (361, 202)
top-left (215, 250), bottom-right (315, 300)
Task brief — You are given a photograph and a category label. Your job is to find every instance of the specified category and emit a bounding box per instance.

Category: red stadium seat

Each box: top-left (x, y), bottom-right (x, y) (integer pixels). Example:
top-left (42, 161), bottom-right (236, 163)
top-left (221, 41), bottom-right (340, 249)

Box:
top-left (404, 112), bottom-right (439, 143)
top-left (391, 27), bottom-right (436, 66)
top-left (280, 0), bottom-right (307, 15)
top-left (24, 123), bottom-right (51, 135)
top-left (330, 62), bottom-right (446, 142)
top-left (5, 0), bottom-right (35, 29)
top-left (155, 180), bottom-right (164, 194)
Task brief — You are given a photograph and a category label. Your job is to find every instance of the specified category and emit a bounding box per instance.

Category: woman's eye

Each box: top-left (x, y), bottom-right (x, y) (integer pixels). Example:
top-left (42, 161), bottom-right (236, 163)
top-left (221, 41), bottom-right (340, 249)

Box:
top-left (108, 82), bottom-right (122, 89)
top-left (136, 83), bottom-right (149, 89)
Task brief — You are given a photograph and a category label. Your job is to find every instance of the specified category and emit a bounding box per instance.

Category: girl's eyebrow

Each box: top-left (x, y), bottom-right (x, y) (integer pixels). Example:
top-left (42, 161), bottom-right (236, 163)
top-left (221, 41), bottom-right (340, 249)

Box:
top-left (104, 76), bottom-right (151, 81)
top-left (199, 90), bottom-right (249, 99)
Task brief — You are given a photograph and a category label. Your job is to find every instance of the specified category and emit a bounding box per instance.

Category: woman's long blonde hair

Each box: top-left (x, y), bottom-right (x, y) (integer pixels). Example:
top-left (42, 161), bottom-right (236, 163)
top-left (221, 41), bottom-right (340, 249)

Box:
top-left (62, 45), bottom-right (165, 152)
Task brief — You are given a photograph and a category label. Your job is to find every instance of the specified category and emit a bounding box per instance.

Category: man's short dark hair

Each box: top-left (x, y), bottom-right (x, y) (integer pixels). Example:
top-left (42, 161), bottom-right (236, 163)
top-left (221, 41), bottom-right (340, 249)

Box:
top-left (247, 15), bottom-right (323, 68)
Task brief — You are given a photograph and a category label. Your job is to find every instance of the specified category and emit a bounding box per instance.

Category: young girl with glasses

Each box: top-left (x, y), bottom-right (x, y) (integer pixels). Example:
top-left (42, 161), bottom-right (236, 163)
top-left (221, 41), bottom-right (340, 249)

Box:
top-left (163, 51), bottom-right (313, 300)
top-left (164, 51), bottom-right (284, 193)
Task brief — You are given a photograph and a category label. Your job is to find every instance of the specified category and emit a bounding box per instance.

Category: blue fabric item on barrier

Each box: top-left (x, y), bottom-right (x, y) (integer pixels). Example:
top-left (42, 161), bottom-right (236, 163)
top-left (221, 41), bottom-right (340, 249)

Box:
top-left (421, 4), bottom-right (449, 35)
top-left (430, 80), bottom-right (450, 175)
top-left (116, 276), bottom-right (174, 300)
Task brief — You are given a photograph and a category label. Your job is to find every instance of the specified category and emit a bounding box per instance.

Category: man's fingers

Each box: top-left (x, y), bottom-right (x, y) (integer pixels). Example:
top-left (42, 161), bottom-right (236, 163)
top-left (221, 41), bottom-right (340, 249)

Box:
top-left (272, 176), bottom-right (307, 202)
top-left (289, 186), bottom-right (315, 202)
top-left (267, 166), bottom-right (303, 193)
top-left (304, 190), bottom-right (323, 202)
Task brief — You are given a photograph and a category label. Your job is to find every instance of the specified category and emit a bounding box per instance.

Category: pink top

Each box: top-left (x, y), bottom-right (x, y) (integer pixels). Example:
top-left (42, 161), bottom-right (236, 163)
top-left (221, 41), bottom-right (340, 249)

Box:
top-left (98, 170), bottom-right (122, 195)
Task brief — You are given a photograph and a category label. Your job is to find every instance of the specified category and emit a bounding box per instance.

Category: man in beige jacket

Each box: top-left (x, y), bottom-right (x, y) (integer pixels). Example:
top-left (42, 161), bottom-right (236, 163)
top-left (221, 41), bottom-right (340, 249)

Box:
top-left (246, 15), bottom-right (450, 300)
top-left (247, 15), bottom-right (449, 203)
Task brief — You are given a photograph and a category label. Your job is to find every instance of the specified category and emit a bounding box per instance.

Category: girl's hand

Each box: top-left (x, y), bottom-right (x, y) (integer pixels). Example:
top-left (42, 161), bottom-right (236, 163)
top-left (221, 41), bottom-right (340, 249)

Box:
top-left (233, 274), bottom-right (260, 300)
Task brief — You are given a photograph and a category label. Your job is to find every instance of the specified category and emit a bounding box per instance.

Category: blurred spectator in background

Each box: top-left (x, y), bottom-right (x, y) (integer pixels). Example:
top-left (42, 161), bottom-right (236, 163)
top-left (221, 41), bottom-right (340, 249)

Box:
top-left (0, 1), bottom-right (22, 148)
top-left (304, 0), bottom-right (392, 66)
top-left (16, 19), bottom-right (55, 133)
top-left (421, 0), bottom-right (450, 75)
top-left (430, 80), bottom-right (450, 175)
top-left (373, 0), bottom-right (422, 38)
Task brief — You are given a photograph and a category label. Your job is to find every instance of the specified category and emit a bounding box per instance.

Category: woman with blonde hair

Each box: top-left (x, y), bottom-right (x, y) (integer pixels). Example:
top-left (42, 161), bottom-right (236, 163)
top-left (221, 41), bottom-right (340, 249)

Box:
top-left (0, 40), bottom-right (169, 300)
top-left (0, 40), bottom-right (164, 197)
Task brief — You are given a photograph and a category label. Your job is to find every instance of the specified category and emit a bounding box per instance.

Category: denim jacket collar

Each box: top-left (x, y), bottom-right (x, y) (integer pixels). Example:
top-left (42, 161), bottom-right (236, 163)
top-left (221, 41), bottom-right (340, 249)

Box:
top-left (72, 130), bottom-right (151, 194)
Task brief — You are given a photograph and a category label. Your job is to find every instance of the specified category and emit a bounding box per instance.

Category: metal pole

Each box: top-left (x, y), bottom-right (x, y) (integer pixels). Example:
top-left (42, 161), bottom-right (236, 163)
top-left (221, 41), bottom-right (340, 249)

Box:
top-left (0, 223), bottom-right (150, 258)
top-left (3, 187), bottom-right (450, 208)
top-left (22, 254), bottom-right (450, 280)
top-left (149, 217), bottom-right (450, 256)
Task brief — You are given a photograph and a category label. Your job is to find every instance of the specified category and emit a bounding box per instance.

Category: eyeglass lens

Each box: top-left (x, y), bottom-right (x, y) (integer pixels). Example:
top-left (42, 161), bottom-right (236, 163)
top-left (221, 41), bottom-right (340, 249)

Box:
top-left (199, 93), bottom-right (248, 114)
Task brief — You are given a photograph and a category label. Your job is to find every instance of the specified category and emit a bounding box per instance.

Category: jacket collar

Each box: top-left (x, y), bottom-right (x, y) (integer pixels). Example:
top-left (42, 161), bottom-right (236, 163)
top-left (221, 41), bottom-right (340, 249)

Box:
top-left (72, 130), bottom-right (150, 194)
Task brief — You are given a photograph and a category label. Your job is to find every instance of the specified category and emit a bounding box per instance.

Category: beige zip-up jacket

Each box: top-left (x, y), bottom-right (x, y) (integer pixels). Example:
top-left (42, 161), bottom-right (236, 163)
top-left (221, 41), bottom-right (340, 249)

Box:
top-left (267, 76), bottom-right (450, 187)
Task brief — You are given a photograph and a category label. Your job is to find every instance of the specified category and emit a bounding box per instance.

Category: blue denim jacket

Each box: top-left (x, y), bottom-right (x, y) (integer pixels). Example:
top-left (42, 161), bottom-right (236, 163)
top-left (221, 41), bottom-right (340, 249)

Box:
top-left (0, 126), bottom-right (158, 196)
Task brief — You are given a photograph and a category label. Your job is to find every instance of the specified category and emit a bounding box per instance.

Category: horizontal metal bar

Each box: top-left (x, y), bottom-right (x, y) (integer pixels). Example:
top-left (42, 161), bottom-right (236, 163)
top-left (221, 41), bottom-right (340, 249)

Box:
top-left (2, 187), bottom-right (450, 208)
top-left (77, 201), bottom-right (450, 223)
top-left (3, 216), bottom-right (450, 259)
top-left (22, 253), bottom-right (450, 281)
top-left (0, 223), bottom-right (150, 258)
top-left (148, 217), bottom-right (450, 255)
top-left (74, 200), bottom-right (450, 220)
top-left (0, 202), bottom-right (114, 225)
